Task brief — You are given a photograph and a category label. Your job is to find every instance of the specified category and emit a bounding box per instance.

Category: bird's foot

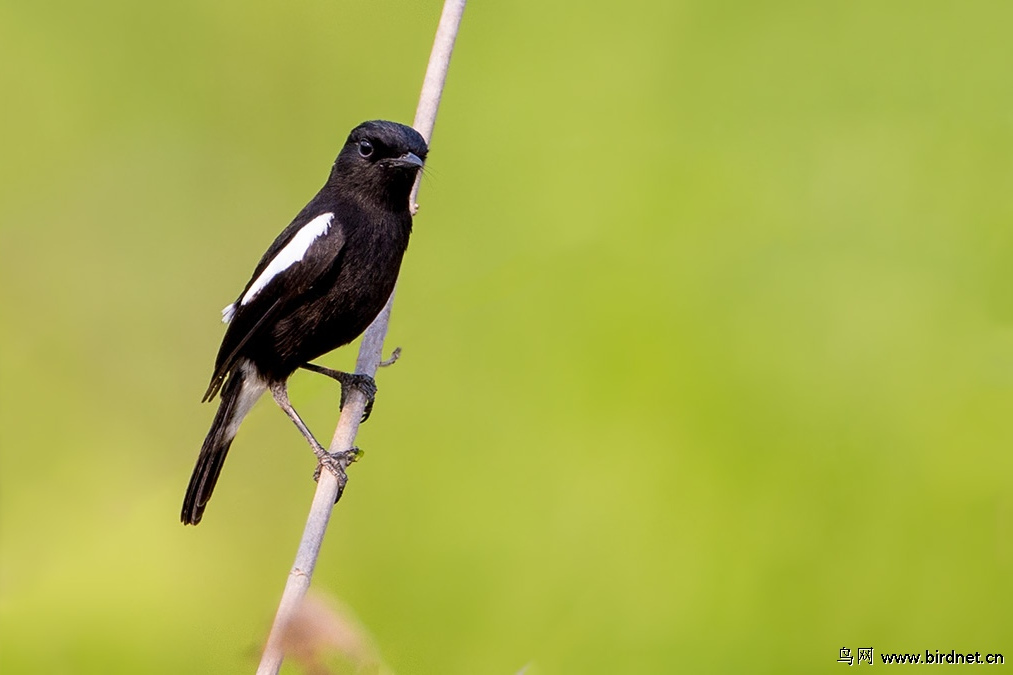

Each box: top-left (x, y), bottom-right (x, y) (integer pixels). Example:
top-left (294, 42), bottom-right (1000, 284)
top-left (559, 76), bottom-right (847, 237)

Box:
top-left (312, 446), bottom-right (363, 481)
top-left (313, 447), bottom-right (363, 502)
top-left (301, 364), bottom-right (378, 422)
top-left (337, 373), bottom-right (377, 422)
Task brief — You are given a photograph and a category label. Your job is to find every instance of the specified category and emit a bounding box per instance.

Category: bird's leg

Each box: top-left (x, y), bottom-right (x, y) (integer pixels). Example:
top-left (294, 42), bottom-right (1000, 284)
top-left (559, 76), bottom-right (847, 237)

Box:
top-left (300, 363), bottom-right (378, 422)
top-left (270, 381), bottom-right (361, 499)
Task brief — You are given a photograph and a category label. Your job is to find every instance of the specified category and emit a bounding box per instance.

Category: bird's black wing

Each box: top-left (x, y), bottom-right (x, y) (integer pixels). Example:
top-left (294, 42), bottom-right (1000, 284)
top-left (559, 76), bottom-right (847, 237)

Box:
top-left (203, 209), bottom-right (347, 400)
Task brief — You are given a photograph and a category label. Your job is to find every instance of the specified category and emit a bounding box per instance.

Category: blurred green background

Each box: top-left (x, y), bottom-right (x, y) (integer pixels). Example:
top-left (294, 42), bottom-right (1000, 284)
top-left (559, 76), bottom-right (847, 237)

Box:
top-left (1, 0), bottom-right (1011, 672)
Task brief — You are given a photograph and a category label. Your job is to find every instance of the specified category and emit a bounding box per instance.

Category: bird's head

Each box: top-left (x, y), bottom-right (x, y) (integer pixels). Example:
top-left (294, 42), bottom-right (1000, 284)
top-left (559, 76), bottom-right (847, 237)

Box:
top-left (331, 120), bottom-right (428, 210)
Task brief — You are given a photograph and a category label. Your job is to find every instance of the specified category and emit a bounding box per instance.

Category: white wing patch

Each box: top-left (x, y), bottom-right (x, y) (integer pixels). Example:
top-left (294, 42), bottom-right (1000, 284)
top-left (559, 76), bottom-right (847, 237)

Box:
top-left (221, 303), bottom-right (236, 324)
top-left (241, 212), bottom-right (334, 306)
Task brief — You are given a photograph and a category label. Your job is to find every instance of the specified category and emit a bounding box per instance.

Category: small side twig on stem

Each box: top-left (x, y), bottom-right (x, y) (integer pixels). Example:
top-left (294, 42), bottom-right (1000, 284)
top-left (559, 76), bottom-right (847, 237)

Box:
top-left (256, 2), bottom-right (466, 673)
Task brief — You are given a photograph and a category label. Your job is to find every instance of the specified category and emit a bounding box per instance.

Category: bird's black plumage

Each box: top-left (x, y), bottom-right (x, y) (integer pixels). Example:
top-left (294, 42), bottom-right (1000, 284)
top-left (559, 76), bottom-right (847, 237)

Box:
top-left (182, 120), bottom-right (428, 525)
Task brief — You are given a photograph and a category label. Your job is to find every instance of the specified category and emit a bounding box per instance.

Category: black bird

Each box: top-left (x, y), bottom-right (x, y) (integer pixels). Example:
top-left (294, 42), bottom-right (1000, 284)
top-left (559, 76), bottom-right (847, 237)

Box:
top-left (181, 120), bottom-right (428, 525)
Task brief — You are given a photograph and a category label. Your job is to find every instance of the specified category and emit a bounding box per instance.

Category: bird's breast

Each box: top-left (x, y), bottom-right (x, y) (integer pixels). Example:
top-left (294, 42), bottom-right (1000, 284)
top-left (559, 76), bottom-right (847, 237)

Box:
top-left (267, 214), bottom-right (411, 373)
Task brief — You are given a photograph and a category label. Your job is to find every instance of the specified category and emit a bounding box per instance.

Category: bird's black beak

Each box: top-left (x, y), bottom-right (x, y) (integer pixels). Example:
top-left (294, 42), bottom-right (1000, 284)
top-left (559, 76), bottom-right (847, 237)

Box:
top-left (391, 152), bottom-right (425, 169)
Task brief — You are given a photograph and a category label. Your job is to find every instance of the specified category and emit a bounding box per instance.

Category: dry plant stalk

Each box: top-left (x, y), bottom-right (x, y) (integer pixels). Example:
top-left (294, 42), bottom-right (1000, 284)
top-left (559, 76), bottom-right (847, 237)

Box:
top-left (278, 592), bottom-right (391, 675)
top-left (256, 2), bottom-right (467, 673)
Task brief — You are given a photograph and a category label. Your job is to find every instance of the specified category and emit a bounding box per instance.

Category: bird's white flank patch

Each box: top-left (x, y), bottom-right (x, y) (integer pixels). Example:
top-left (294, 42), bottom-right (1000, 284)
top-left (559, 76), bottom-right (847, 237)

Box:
top-left (221, 303), bottom-right (236, 324)
top-left (241, 212), bottom-right (334, 306)
top-left (226, 360), bottom-right (267, 438)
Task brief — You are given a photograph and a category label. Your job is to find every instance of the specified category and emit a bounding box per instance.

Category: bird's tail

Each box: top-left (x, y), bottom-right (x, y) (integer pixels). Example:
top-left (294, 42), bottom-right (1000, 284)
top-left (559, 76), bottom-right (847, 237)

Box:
top-left (181, 361), bottom-right (266, 525)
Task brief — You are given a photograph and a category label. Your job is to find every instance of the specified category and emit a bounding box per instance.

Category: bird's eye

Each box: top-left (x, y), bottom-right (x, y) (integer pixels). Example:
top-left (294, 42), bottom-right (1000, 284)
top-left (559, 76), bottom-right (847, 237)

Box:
top-left (358, 140), bottom-right (374, 158)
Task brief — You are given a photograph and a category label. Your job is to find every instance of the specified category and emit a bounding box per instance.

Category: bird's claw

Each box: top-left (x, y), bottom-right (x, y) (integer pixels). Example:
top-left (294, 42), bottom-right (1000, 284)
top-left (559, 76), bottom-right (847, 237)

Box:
top-left (301, 363), bottom-right (380, 423)
top-left (337, 373), bottom-right (378, 423)
top-left (313, 447), bottom-right (363, 502)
